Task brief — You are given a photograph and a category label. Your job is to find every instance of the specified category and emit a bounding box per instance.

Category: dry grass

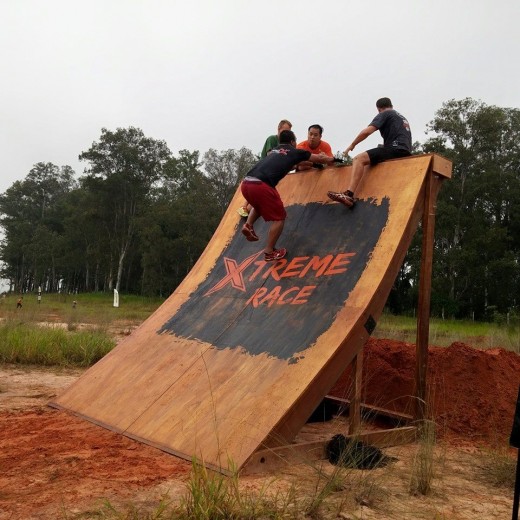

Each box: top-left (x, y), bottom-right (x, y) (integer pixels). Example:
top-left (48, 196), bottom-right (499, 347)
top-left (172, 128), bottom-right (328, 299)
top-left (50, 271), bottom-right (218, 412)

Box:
top-left (476, 447), bottom-right (517, 489)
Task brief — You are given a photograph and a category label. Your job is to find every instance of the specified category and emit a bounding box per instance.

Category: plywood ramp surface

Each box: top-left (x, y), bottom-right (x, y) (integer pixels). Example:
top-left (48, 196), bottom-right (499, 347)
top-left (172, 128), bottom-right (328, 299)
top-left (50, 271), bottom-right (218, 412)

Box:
top-left (51, 154), bottom-right (451, 474)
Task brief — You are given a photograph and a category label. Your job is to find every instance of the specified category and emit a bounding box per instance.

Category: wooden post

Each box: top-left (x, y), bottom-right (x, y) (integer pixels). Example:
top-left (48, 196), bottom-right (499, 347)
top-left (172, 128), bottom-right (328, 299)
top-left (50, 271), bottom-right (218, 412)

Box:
top-left (414, 169), bottom-right (441, 421)
top-left (349, 350), bottom-right (364, 434)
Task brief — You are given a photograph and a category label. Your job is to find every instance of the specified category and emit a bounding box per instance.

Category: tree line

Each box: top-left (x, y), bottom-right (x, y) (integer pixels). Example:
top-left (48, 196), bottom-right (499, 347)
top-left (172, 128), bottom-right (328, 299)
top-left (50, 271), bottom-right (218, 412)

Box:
top-left (395, 98), bottom-right (520, 321)
top-left (1, 98), bottom-right (519, 320)
top-left (0, 127), bottom-right (256, 297)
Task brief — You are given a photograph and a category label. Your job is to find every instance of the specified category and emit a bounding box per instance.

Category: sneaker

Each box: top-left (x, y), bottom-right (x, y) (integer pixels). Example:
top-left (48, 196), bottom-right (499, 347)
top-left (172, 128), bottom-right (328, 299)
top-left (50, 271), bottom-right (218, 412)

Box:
top-left (264, 248), bottom-right (287, 262)
top-left (241, 222), bottom-right (259, 241)
top-left (237, 206), bottom-right (249, 218)
top-left (327, 191), bottom-right (355, 208)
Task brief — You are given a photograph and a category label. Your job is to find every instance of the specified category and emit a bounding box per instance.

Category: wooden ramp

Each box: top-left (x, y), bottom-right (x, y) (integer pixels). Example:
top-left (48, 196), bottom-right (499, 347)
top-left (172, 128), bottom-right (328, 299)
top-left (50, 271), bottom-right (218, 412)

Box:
top-left (50, 154), bottom-right (451, 474)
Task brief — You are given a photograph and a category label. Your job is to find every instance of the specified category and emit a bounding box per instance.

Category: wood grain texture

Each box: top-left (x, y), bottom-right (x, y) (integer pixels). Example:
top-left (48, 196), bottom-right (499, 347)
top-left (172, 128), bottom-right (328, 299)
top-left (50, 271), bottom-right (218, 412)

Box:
top-left (50, 154), bottom-right (450, 474)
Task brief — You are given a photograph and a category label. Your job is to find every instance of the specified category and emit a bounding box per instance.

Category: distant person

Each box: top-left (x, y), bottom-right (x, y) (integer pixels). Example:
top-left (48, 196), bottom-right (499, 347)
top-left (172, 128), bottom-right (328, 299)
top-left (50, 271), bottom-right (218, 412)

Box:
top-left (237, 119), bottom-right (293, 218)
top-left (16, 296), bottom-right (23, 309)
top-left (240, 130), bottom-right (334, 261)
top-left (261, 119), bottom-right (293, 158)
top-left (327, 97), bottom-right (412, 208)
top-left (296, 124), bottom-right (334, 171)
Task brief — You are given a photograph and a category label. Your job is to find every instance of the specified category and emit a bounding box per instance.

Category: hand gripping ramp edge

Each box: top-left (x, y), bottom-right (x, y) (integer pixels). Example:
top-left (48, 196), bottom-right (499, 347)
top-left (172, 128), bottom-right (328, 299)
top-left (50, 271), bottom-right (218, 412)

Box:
top-left (50, 154), bottom-right (451, 474)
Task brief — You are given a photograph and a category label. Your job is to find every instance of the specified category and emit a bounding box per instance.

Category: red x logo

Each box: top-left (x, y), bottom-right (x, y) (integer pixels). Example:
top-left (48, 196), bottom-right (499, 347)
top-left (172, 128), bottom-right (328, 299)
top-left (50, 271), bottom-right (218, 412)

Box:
top-left (204, 251), bottom-right (263, 296)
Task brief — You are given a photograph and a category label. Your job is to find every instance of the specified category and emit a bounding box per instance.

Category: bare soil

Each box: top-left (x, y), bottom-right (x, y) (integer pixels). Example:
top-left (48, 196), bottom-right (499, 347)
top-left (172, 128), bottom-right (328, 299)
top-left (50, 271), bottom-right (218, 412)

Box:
top-left (0, 339), bottom-right (518, 519)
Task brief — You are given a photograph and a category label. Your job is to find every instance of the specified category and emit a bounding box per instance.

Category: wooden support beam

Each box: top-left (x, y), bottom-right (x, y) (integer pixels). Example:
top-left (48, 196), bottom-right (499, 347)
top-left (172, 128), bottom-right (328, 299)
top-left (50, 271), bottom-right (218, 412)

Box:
top-left (414, 166), bottom-right (444, 420)
top-left (50, 154), bottom-right (450, 475)
top-left (243, 426), bottom-right (417, 475)
top-left (325, 395), bottom-right (414, 423)
top-left (429, 153), bottom-right (452, 179)
top-left (349, 350), bottom-right (364, 434)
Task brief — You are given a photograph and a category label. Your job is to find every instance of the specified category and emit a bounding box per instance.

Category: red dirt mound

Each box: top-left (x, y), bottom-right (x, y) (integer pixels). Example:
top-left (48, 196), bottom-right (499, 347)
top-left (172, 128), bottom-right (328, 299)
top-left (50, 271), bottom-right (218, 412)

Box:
top-left (330, 338), bottom-right (520, 443)
top-left (0, 408), bottom-right (190, 519)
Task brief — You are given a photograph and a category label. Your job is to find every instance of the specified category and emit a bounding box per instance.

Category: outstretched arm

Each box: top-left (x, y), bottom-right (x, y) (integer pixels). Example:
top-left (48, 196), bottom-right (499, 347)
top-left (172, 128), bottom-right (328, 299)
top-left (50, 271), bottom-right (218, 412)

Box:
top-left (344, 125), bottom-right (378, 155)
top-left (309, 152), bottom-right (334, 164)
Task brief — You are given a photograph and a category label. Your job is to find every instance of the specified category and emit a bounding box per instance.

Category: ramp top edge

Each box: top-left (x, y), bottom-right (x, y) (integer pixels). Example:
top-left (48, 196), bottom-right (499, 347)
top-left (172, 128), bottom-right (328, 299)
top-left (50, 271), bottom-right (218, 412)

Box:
top-left (425, 153), bottom-right (452, 179)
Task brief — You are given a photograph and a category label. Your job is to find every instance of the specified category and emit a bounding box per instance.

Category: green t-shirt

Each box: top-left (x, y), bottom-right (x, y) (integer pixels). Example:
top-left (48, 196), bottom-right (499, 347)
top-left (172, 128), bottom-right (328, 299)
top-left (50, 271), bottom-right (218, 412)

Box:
top-left (261, 134), bottom-right (278, 158)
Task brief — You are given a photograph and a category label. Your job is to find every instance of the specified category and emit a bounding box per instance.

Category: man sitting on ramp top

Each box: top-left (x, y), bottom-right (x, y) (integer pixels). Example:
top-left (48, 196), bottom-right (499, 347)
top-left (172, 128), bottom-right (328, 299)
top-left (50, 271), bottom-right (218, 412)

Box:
top-left (328, 97), bottom-right (412, 208)
top-left (241, 129), bottom-right (334, 262)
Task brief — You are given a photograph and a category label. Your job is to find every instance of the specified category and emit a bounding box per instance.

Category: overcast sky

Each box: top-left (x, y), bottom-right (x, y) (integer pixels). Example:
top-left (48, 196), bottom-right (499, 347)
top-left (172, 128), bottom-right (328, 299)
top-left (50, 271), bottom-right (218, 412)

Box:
top-left (1, 0), bottom-right (519, 194)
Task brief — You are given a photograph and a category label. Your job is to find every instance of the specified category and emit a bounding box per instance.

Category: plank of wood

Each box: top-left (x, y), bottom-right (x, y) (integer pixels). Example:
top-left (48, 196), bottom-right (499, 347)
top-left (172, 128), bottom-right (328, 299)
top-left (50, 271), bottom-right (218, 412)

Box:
top-left (243, 426), bottom-right (417, 475)
top-left (50, 154), bottom-right (448, 474)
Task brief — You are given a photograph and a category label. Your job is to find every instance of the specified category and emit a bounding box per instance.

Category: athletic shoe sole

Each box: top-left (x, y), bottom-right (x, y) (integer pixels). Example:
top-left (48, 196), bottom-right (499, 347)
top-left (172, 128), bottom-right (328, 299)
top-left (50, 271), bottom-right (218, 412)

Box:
top-left (327, 191), bottom-right (355, 208)
top-left (264, 248), bottom-right (287, 262)
top-left (241, 223), bottom-right (259, 241)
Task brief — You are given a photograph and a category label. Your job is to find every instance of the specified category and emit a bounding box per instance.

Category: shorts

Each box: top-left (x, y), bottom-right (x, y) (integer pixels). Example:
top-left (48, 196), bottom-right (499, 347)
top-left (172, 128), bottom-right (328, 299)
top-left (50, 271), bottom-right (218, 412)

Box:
top-left (366, 147), bottom-right (411, 165)
top-left (241, 180), bottom-right (287, 221)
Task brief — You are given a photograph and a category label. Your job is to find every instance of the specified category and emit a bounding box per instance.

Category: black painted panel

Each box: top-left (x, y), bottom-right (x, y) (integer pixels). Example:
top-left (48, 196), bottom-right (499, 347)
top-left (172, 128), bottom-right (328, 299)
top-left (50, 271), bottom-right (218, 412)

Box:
top-left (159, 199), bottom-right (389, 361)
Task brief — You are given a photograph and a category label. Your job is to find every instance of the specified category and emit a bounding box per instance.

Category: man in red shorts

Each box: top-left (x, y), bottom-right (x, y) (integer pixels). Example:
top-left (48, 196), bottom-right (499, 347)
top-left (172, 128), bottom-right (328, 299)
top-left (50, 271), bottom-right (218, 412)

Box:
top-left (241, 130), bottom-right (334, 262)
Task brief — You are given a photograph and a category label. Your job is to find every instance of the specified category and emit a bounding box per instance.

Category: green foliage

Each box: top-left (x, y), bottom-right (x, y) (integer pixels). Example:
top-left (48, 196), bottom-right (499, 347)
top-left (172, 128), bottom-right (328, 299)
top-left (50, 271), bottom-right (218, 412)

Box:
top-left (202, 147), bottom-right (257, 215)
top-left (182, 460), bottom-right (236, 519)
top-left (179, 458), bottom-right (301, 519)
top-left (389, 98), bottom-right (520, 320)
top-left (409, 420), bottom-right (436, 496)
top-left (5, 100), bottom-right (520, 312)
top-left (0, 321), bottom-right (114, 366)
top-left (0, 127), bottom-right (256, 296)
top-left (0, 162), bottom-right (77, 292)
top-left (136, 150), bottom-right (223, 296)
top-left (1, 291), bottom-right (163, 322)
top-left (79, 127), bottom-right (172, 293)
top-left (375, 312), bottom-right (520, 352)
top-left (0, 291), bottom-right (165, 366)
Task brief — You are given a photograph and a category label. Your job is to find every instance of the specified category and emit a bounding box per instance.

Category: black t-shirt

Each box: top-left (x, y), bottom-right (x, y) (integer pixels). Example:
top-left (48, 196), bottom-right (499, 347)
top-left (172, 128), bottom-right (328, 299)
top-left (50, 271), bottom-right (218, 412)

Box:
top-left (369, 109), bottom-right (412, 152)
top-left (247, 145), bottom-right (311, 188)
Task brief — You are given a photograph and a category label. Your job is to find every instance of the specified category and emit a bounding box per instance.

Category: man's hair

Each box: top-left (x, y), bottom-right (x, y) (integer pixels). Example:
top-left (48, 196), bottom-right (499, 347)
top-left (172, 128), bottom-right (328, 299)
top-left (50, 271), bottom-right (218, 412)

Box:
top-left (278, 119), bottom-right (292, 130)
top-left (308, 124), bottom-right (323, 135)
top-left (376, 97), bottom-right (393, 109)
top-left (279, 130), bottom-right (296, 144)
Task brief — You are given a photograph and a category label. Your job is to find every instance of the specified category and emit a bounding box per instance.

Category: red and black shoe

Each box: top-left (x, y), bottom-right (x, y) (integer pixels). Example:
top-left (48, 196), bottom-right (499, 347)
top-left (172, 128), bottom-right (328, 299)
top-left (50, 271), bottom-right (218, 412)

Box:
top-left (264, 248), bottom-right (287, 262)
top-left (241, 223), bottom-right (259, 241)
top-left (327, 191), bottom-right (355, 208)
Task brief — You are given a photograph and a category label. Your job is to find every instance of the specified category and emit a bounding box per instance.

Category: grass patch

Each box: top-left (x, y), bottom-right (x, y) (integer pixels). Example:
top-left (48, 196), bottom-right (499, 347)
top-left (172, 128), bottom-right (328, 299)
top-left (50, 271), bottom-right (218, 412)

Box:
top-left (1, 292), bottom-right (164, 325)
top-left (409, 419), bottom-right (436, 495)
top-left (96, 494), bottom-right (177, 519)
top-left (0, 321), bottom-right (114, 366)
top-left (0, 292), bottom-right (160, 367)
top-left (91, 455), bottom-right (393, 519)
top-left (180, 458), bottom-right (304, 519)
top-left (3, 293), bottom-right (519, 354)
top-left (375, 313), bottom-right (520, 352)
top-left (93, 458), bottom-right (304, 520)
top-left (476, 447), bottom-right (517, 489)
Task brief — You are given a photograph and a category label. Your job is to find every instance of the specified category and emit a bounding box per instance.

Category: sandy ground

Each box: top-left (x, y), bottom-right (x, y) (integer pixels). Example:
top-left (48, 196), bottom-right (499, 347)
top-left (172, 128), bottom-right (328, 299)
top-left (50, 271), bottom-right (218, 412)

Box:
top-left (0, 340), bottom-right (518, 519)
